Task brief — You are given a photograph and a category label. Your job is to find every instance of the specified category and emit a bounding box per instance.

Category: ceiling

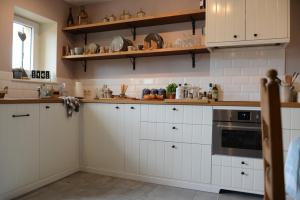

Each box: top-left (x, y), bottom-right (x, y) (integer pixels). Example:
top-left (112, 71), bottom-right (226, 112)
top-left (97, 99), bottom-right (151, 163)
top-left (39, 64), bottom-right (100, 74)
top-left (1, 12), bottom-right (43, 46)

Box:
top-left (64, 0), bottom-right (113, 6)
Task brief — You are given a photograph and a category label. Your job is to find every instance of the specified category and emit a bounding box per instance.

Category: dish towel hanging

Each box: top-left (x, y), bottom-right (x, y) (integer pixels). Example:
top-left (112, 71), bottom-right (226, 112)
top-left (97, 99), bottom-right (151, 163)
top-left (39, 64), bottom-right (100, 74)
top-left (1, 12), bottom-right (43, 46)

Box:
top-left (61, 96), bottom-right (80, 117)
top-left (285, 137), bottom-right (300, 200)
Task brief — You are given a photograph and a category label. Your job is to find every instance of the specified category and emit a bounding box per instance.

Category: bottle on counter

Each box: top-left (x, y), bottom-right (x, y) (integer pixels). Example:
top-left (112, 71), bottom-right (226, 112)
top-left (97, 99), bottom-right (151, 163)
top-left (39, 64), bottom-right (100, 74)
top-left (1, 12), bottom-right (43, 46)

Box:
top-left (200, 0), bottom-right (206, 9)
top-left (183, 83), bottom-right (189, 98)
top-left (67, 7), bottom-right (74, 26)
top-left (208, 83), bottom-right (213, 100)
top-left (212, 84), bottom-right (219, 101)
top-left (176, 84), bottom-right (184, 99)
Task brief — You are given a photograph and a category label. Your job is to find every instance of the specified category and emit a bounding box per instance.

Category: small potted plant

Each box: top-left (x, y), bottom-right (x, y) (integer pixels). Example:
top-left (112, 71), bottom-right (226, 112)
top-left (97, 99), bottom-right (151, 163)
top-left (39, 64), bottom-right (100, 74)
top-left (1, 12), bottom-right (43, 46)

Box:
top-left (166, 83), bottom-right (177, 99)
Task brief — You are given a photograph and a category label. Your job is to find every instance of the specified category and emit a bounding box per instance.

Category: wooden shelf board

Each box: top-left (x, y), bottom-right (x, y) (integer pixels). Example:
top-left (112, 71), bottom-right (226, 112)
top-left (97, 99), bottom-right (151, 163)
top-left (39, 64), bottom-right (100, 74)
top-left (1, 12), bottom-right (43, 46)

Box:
top-left (62, 46), bottom-right (209, 61)
top-left (63, 9), bottom-right (205, 34)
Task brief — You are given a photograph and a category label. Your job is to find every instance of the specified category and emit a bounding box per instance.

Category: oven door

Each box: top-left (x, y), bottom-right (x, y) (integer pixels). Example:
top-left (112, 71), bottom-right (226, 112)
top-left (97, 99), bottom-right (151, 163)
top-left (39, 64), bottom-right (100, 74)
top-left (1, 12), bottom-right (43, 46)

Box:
top-left (212, 122), bottom-right (262, 158)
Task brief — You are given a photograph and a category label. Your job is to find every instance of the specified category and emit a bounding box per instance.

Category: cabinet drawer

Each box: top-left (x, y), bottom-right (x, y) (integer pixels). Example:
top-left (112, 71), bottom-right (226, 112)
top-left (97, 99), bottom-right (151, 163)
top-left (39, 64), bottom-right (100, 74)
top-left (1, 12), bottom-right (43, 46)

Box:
top-left (141, 105), bottom-right (166, 122)
top-left (232, 157), bottom-right (253, 169)
top-left (231, 168), bottom-right (254, 191)
top-left (164, 123), bottom-right (183, 143)
top-left (165, 105), bottom-right (184, 124)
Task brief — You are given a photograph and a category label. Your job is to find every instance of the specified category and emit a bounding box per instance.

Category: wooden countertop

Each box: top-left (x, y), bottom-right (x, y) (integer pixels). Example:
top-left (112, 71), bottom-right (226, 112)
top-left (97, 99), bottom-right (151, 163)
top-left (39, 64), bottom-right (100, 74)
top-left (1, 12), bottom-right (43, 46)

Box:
top-left (1, 98), bottom-right (300, 108)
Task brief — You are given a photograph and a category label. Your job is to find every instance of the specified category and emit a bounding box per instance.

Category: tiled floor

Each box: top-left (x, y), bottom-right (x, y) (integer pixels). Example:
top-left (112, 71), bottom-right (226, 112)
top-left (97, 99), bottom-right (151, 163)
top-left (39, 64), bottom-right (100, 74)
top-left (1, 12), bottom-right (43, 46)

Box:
top-left (15, 172), bottom-right (263, 200)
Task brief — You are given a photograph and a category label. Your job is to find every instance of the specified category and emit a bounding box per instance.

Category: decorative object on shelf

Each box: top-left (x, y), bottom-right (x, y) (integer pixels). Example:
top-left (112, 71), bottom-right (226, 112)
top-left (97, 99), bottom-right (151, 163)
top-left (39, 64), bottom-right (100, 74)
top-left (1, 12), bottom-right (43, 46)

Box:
top-left (74, 47), bottom-right (84, 55)
top-left (0, 86), bottom-right (8, 99)
top-left (103, 16), bottom-right (109, 23)
top-left (144, 33), bottom-right (164, 49)
top-left (166, 83), bottom-right (177, 99)
top-left (120, 10), bottom-right (131, 20)
top-left (87, 43), bottom-right (100, 54)
top-left (137, 8), bottom-right (146, 18)
top-left (120, 84), bottom-right (128, 98)
top-left (110, 36), bottom-right (133, 52)
top-left (78, 6), bottom-right (88, 25)
top-left (137, 44), bottom-right (144, 50)
top-left (109, 14), bottom-right (116, 22)
top-left (63, 45), bottom-right (70, 56)
top-left (127, 45), bottom-right (137, 51)
top-left (67, 7), bottom-right (75, 26)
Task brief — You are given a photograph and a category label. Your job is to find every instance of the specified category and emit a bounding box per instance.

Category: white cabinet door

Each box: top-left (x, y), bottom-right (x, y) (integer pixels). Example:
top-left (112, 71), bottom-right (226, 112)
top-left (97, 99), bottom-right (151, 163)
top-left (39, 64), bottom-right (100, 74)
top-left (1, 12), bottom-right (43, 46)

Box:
top-left (191, 144), bottom-right (212, 184)
top-left (82, 104), bottom-right (124, 173)
top-left (40, 103), bottom-right (79, 179)
top-left (141, 105), bottom-right (166, 122)
top-left (124, 104), bottom-right (140, 174)
top-left (15, 105), bottom-right (39, 188)
top-left (0, 104), bottom-right (39, 196)
top-left (0, 105), bottom-right (18, 196)
top-left (140, 140), bottom-right (165, 177)
top-left (206, 0), bottom-right (246, 43)
top-left (164, 123), bottom-right (183, 142)
top-left (246, 0), bottom-right (289, 41)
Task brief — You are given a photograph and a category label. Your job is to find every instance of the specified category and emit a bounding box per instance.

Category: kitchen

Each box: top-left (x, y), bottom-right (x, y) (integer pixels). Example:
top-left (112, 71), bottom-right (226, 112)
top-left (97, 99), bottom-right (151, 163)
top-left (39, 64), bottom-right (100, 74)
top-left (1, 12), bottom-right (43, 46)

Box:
top-left (0, 0), bottom-right (299, 199)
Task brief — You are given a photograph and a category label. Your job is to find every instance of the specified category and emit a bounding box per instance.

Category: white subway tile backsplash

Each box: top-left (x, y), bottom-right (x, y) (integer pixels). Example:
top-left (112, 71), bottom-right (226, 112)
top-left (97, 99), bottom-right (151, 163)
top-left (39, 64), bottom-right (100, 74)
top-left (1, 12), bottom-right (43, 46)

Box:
top-left (1, 47), bottom-right (286, 101)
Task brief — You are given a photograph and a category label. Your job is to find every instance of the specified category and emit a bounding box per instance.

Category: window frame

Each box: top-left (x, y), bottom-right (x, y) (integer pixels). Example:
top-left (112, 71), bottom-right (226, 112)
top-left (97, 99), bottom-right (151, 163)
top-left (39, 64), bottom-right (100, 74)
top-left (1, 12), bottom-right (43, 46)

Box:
top-left (13, 15), bottom-right (39, 70)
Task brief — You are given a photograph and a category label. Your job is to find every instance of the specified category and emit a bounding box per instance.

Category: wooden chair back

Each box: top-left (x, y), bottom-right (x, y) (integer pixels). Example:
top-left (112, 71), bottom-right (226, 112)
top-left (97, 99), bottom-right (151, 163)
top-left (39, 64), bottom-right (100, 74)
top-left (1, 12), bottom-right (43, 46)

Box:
top-left (260, 69), bottom-right (285, 200)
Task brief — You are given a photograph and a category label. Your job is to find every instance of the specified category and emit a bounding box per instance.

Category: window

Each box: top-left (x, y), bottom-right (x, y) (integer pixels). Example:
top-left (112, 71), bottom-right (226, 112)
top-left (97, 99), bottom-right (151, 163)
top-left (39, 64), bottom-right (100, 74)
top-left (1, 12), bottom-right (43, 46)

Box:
top-left (12, 16), bottom-right (38, 71)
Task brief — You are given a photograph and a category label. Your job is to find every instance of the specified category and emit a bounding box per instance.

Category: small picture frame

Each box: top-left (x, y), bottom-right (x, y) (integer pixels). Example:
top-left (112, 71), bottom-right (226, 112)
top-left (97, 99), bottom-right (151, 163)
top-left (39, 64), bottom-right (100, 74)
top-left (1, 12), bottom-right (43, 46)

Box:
top-left (41, 71), bottom-right (46, 79)
top-left (46, 71), bottom-right (50, 79)
top-left (36, 70), bottom-right (40, 79)
top-left (31, 70), bottom-right (36, 79)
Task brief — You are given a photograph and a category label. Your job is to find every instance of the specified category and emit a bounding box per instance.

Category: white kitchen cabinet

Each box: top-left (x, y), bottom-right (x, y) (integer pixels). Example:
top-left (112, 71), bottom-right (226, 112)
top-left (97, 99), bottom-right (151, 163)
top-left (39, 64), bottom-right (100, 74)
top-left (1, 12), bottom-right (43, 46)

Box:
top-left (124, 104), bottom-right (140, 174)
top-left (39, 103), bottom-right (79, 179)
top-left (82, 103), bottom-right (124, 173)
top-left (206, 0), bottom-right (290, 47)
top-left (212, 155), bottom-right (264, 193)
top-left (206, 0), bottom-right (246, 44)
top-left (246, 0), bottom-right (289, 41)
top-left (0, 104), bottom-right (39, 197)
top-left (140, 140), bottom-right (165, 177)
top-left (141, 105), bottom-right (166, 123)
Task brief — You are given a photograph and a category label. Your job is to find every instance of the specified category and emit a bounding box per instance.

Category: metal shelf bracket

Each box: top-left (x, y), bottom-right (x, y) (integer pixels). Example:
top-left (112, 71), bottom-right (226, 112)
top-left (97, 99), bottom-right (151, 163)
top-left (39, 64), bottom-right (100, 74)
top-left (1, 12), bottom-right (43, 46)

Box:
top-left (191, 17), bottom-right (196, 35)
top-left (131, 27), bottom-right (137, 41)
top-left (82, 60), bottom-right (87, 72)
top-left (191, 53), bottom-right (196, 68)
top-left (130, 58), bottom-right (136, 70)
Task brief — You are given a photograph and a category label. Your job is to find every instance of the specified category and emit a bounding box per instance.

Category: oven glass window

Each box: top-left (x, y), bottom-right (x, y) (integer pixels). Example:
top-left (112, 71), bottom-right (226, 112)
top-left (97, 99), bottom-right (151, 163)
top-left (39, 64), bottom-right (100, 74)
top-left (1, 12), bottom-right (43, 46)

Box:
top-left (221, 130), bottom-right (262, 150)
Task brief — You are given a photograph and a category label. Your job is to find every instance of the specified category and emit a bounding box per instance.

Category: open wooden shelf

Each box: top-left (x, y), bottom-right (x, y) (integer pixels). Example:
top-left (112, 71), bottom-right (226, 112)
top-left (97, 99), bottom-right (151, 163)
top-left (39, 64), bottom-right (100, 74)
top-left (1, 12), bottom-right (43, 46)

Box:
top-left (63, 9), bottom-right (205, 34)
top-left (62, 46), bottom-right (208, 61)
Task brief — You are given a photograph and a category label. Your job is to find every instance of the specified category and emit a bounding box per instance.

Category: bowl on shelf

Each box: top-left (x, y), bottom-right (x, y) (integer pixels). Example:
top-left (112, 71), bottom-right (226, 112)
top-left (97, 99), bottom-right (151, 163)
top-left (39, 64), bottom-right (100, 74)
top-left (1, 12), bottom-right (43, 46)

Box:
top-left (74, 47), bottom-right (84, 55)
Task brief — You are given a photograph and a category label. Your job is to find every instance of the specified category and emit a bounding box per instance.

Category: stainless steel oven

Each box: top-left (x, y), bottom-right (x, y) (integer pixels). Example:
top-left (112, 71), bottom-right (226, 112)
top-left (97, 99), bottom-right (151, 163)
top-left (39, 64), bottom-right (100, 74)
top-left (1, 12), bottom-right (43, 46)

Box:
top-left (212, 109), bottom-right (262, 158)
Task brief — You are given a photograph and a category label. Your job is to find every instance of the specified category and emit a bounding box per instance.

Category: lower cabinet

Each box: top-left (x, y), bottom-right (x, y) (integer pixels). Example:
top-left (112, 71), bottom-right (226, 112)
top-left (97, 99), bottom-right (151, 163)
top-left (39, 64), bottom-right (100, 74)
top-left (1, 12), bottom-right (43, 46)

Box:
top-left (212, 155), bottom-right (264, 193)
top-left (39, 103), bottom-right (79, 179)
top-left (0, 104), bottom-right (39, 197)
top-left (82, 103), bottom-right (140, 175)
top-left (140, 140), bottom-right (212, 184)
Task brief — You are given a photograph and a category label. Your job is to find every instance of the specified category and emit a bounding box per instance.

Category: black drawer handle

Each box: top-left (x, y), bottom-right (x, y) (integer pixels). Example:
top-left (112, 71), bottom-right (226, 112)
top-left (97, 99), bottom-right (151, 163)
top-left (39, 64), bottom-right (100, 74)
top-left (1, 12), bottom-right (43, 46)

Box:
top-left (172, 145), bottom-right (176, 149)
top-left (45, 106), bottom-right (50, 109)
top-left (172, 126), bottom-right (177, 130)
top-left (115, 106), bottom-right (120, 109)
top-left (254, 33), bottom-right (258, 37)
top-left (241, 172), bottom-right (245, 175)
top-left (241, 161), bottom-right (246, 165)
top-left (233, 35), bottom-right (238, 38)
top-left (172, 108), bottom-right (177, 111)
top-left (12, 114), bottom-right (30, 118)
top-left (130, 106), bottom-right (135, 110)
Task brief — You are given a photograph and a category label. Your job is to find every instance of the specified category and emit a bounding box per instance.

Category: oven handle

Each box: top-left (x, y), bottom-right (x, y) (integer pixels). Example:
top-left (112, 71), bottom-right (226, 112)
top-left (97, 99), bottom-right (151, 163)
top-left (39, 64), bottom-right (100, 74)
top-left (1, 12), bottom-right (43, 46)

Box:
top-left (217, 124), bottom-right (261, 130)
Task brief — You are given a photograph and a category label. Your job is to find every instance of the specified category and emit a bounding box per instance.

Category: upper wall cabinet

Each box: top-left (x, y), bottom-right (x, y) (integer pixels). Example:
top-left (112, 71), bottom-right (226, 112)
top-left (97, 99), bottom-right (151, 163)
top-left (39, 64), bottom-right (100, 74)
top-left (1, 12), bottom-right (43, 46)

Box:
top-left (206, 0), bottom-right (290, 47)
top-left (206, 0), bottom-right (246, 43)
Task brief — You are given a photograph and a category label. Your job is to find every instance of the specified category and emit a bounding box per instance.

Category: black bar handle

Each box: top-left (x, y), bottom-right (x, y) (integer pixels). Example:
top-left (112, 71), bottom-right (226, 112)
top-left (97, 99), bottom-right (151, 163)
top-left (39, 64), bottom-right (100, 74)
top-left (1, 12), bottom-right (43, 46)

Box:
top-left (130, 106), bottom-right (135, 110)
top-left (12, 114), bottom-right (30, 118)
